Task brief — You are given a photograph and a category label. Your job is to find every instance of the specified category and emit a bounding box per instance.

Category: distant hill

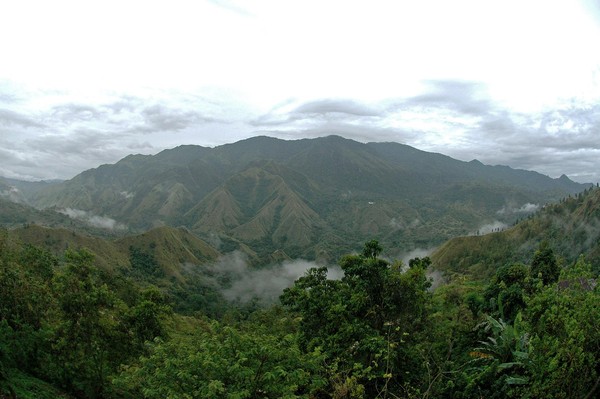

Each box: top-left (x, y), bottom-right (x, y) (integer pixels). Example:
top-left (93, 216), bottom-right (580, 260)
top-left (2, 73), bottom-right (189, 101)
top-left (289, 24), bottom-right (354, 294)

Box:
top-left (0, 176), bottom-right (63, 204)
top-left (21, 136), bottom-right (591, 261)
top-left (10, 224), bottom-right (221, 278)
top-left (431, 186), bottom-right (600, 279)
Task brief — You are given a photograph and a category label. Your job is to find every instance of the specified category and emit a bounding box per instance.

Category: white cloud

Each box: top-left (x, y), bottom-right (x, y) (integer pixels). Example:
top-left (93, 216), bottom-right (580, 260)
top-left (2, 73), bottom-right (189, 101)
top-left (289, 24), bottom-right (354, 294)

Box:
top-left (0, 1), bottom-right (599, 183)
top-left (0, 186), bottom-right (24, 203)
top-left (205, 251), bottom-right (342, 303)
top-left (473, 221), bottom-right (508, 236)
top-left (497, 203), bottom-right (540, 215)
top-left (518, 203), bottom-right (540, 213)
top-left (58, 208), bottom-right (127, 230)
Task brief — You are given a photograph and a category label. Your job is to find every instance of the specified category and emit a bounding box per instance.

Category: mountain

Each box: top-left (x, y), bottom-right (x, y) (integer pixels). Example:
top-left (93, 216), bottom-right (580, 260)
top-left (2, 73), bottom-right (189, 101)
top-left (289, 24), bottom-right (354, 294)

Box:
top-left (0, 176), bottom-right (63, 204)
top-left (10, 224), bottom-right (221, 279)
top-left (431, 186), bottom-right (600, 279)
top-left (26, 135), bottom-right (591, 261)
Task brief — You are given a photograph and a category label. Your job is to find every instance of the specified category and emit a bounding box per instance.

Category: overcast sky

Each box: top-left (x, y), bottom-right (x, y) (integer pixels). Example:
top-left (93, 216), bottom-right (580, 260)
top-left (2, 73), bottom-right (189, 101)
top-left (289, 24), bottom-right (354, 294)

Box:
top-left (1, 0), bottom-right (599, 183)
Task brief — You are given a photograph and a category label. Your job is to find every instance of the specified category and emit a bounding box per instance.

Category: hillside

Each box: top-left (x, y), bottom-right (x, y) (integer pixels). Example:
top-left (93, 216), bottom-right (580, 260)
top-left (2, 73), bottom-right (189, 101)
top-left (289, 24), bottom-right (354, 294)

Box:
top-left (0, 176), bottom-right (62, 204)
top-left (21, 136), bottom-right (591, 261)
top-left (10, 224), bottom-right (221, 278)
top-left (432, 186), bottom-right (600, 278)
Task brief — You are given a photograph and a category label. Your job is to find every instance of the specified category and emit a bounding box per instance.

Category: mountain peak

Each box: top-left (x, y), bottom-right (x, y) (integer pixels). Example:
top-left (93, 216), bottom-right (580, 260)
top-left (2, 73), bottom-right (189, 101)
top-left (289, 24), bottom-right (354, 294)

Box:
top-left (558, 174), bottom-right (571, 181)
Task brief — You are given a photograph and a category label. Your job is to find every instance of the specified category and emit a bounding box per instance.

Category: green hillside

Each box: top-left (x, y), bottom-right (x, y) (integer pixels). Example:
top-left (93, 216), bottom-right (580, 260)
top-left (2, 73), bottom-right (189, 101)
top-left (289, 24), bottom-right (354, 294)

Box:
top-left (11, 224), bottom-right (219, 276)
top-left (432, 186), bottom-right (600, 279)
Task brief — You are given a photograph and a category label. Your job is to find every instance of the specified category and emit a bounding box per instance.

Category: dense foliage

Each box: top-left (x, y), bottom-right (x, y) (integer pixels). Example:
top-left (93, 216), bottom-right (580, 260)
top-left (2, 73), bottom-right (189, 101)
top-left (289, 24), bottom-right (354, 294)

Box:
top-left (1, 230), bottom-right (598, 398)
top-left (0, 231), bottom-right (171, 398)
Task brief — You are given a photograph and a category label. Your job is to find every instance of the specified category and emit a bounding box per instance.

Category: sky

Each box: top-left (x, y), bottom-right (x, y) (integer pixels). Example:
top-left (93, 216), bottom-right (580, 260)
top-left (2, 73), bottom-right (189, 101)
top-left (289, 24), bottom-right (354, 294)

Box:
top-left (1, 0), bottom-right (600, 183)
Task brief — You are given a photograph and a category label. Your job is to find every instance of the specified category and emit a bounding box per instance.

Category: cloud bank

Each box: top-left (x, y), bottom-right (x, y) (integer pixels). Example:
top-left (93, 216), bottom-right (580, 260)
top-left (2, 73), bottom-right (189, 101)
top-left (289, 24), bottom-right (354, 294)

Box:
top-left (204, 251), bottom-right (343, 304)
top-left (1, 1), bottom-right (599, 184)
top-left (1, 83), bottom-right (599, 184)
top-left (250, 82), bottom-right (600, 183)
top-left (58, 208), bottom-right (127, 231)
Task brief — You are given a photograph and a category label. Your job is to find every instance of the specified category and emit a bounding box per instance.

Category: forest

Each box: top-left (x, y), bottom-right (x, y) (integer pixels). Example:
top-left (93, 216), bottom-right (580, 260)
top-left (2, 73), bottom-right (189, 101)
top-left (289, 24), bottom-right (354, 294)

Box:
top-left (1, 228), bottom-right (598, 398)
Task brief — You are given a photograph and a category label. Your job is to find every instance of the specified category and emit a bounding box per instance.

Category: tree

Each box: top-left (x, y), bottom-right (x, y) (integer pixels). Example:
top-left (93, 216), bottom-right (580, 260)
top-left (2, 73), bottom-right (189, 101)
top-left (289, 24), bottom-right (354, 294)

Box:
top-left (409, 256), bottom-right (431, 269)
top-left (280, 241), bottom-right (432, 397)
top-left (483, 263), bottom-right (529, 322)
top-left (0, 242), bottom-right (56, 384)
top-left (525, 257), bottom-right (599, 398)
top-left (49, 249), bottom-right (129, 398)
top-left (530, 241), bottom-right (559, 285)
top-left (126, 286), bottom-right (171, 351)
top-left (113, 318), bottom-right (325, 398)
top-left (362, 239), bottom-right (382, 259)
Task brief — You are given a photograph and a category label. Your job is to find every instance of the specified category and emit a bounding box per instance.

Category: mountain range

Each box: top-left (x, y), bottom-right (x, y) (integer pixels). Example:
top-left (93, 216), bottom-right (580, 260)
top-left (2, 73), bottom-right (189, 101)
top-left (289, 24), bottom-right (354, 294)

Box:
top-left (1, 135), bottom-right (591, 262)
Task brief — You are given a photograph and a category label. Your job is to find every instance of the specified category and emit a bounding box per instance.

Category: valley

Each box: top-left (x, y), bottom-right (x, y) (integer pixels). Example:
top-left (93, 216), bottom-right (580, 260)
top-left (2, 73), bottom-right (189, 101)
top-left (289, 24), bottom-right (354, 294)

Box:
top-left (1, 136), bottom-right (598, 398)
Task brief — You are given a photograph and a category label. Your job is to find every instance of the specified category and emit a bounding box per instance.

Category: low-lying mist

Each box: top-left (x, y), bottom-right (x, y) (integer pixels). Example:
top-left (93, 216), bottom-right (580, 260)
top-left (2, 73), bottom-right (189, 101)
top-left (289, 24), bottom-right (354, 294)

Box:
top-left (201, 251), bottom-right (343, 304)
top-left (182, 246), bottom-right (450, 307)
top-left (58, 207), bottom-right (127, 231)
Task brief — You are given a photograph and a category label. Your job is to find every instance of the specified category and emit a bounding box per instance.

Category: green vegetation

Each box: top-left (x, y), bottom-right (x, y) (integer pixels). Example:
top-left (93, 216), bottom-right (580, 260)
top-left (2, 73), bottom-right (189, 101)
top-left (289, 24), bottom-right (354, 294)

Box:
top-left (1, 181), bottom-right (599, 398)
top-left (433, 186), bottom-right (600, 279)
top-left (280, 243), bottom-right (431, 396)
top-left (0, 231), bottom-right (172, 399)
top-left (1, 226), bottom-right (597, 398)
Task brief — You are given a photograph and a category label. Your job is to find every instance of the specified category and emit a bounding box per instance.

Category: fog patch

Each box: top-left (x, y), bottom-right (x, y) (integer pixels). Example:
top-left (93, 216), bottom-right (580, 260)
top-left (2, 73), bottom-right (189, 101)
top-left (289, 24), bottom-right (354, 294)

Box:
top-left (473, 220), bottom-right (508, 235)
top-left (392, 248), bottom-right (443, 290)
top-left (497, 202), bottom-right (540, 215)
top-left (59, 207), bottom-right (127, 230)
top-left (399, 247), bottom-right (435, 267)
top-left (0, 186), bottom-right (25, 203)
top-left (389, 217), bottom-right (420, 231)
top-left (518, 203), bottom-right (540, 213)
top-left (205, 251), bottom-right (343, 304)
top-left (427, 269), bottom-right (446, 291)
top-left (389, 217), bottom-right (403, 230)
top-left (205, 232), bottom-right (223, 250)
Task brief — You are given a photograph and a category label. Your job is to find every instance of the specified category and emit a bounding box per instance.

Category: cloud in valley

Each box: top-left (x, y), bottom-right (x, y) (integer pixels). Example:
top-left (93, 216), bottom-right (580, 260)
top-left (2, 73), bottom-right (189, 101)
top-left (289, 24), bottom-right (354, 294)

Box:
top-left (497, 203), bottom-right (540, 216)
top-left (0, 186), bottom-right (24, 203)
top-left (204, 251), bottom-right (343, 304)
top-left (398, 247), bottom-right (435, 267)
top-left (59, 208), bottom-right (127, 230)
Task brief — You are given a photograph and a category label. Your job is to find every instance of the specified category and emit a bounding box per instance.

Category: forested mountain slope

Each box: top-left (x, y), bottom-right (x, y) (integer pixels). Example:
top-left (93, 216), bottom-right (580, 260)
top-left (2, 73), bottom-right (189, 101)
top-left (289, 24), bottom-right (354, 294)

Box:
top-left (432, 186), bottom-right (600, 278)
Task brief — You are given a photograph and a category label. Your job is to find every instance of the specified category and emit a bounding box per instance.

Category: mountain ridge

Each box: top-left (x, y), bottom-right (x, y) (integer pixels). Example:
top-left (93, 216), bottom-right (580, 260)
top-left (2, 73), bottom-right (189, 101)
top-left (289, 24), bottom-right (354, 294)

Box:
top-left (5, 135), bottom-right (592, 261)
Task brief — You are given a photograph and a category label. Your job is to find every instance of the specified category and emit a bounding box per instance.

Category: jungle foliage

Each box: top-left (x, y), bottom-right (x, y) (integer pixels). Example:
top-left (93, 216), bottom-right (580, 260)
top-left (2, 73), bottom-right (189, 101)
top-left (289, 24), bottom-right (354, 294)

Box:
top-left (0, 231), bottom-right (598, 398)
